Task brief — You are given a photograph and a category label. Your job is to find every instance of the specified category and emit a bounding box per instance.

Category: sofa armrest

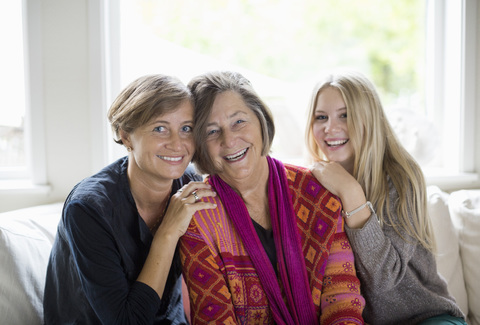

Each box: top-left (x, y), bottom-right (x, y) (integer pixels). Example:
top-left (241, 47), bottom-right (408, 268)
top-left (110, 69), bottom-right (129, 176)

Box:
top-left (449, 190), bottom-right (480, 325)
top-left (0, 203), bottom-right (63, 325)
top-left (427, 186), bottom-right (469, 316)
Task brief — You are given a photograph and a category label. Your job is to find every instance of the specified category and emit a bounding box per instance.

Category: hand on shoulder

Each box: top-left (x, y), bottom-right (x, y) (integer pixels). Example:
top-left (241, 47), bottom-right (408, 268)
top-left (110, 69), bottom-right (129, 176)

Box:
top-left (157, 181), bottom-right (217, 240)
top-left (310, 160), bottom-right (358, 198)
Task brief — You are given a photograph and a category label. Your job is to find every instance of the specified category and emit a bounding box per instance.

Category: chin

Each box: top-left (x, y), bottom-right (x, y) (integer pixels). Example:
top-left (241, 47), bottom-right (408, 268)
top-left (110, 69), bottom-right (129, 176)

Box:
top-left (164, 164), bottom-right (189, 177)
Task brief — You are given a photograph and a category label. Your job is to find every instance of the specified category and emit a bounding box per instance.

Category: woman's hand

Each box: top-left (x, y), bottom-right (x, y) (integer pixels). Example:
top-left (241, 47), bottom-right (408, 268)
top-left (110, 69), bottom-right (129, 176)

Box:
top-left (310, 161), bottom-right (370, 229)
top-left (156, 181), bottom-right (217, 240)
top-left (310, 161), bottom-right (358, 198)
top-left (138, 182), bottom-right (216, 297)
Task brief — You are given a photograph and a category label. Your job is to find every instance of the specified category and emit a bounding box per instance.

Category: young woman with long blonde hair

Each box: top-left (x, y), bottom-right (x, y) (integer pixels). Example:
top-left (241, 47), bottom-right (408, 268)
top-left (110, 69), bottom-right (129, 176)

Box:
top-left (305, 70), bottom-right (465, 325)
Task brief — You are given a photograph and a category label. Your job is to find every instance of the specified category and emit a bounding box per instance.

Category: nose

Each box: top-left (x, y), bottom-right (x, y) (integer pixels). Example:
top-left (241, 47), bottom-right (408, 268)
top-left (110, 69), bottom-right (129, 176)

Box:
top-left (221, 129), bottom-right (236, 148)
top-left (325, 118), bottom-right (340, 134)
top-left (166, 132), bottom-right (182, 150)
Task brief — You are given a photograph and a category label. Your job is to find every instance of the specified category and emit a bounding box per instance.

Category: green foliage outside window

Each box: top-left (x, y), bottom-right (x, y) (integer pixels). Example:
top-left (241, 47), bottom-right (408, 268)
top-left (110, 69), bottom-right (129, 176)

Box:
top-left (135, 0), bottom-right (425, 107)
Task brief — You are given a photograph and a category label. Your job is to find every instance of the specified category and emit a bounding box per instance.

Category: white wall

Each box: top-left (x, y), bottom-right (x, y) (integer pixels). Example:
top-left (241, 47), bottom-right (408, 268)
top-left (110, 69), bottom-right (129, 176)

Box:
top-left (0, 0), bottom-right (479, 213)
top-left (476, 0), bottom-right (480, 183)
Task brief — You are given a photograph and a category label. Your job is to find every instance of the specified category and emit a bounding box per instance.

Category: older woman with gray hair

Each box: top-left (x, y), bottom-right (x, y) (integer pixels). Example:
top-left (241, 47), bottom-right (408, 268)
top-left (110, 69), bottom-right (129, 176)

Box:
top-left (180, 71), bottom-right (365, 324)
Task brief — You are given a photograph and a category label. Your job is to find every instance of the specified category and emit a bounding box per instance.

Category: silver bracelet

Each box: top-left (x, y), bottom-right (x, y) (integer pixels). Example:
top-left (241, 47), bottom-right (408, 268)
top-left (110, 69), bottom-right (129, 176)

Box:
top-left (342, 201), bottom-right (375, 218)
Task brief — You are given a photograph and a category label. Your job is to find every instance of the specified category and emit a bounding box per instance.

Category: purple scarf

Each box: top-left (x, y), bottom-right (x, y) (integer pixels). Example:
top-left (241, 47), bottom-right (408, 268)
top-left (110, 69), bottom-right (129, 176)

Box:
top-left (209, 156), bottom-right (317, 325)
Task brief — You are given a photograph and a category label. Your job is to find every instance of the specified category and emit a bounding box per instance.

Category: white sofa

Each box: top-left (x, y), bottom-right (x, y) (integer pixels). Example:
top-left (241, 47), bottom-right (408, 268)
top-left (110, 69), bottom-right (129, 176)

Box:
top-left (427, 187), bottom-right (480, 325)
top-left (0, 188), bottom-right (479, 324)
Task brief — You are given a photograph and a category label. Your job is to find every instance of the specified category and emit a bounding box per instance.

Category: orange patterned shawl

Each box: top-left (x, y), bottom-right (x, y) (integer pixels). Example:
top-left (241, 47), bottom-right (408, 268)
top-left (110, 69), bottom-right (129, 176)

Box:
top-left (180, 162), bottom-right (365, 324)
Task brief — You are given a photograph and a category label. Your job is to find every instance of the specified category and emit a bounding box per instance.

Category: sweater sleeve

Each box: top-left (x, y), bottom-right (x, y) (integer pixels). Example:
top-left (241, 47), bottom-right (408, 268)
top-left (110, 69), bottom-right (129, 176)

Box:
top-left (344, 189), bottom-right (417, 291)
top-left (320, 216), bottom-right (365, 325)
top-left (63, 201), bottom-right (161, 325)
top-left (179, 220), bottom-right (239, 324)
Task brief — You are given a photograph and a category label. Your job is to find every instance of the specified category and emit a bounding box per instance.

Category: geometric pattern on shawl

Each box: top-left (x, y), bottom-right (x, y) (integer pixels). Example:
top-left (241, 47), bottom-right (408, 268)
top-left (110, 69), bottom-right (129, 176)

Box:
top-left (180, 164), bottom-right (365, 324)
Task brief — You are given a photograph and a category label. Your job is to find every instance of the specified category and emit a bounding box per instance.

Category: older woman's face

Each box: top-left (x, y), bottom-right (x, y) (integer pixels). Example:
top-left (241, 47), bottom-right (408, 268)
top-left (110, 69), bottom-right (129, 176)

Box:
top-left (124, 100), bottom-right (195, 182)
top-left (205, 91), bottom-right (264, 184)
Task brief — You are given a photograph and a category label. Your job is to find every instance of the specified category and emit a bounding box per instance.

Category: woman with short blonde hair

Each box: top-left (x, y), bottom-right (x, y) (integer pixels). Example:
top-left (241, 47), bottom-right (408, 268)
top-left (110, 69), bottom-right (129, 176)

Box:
top-left (44, 74), bottom-right (216, 324)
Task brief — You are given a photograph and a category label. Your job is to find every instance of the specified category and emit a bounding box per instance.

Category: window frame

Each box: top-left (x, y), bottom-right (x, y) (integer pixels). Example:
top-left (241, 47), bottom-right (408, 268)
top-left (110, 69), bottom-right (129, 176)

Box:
top-left (423, 0), bottom-right (478, 190)
top-left (109, 0), bottom-right (478, 190)
top-left (0, 0), bottom-right (47, 187)
top-left (2, 0), bottom-right (478, 193)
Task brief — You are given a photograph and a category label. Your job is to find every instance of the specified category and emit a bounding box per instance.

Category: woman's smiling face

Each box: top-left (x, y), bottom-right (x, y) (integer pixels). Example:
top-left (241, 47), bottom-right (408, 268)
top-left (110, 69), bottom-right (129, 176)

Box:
top-left (123, 100), bottom-right (195, 182)
top-left (312, 87), bottom-right (355, 173)
top-left (205, 91), bottom-right (265, 185)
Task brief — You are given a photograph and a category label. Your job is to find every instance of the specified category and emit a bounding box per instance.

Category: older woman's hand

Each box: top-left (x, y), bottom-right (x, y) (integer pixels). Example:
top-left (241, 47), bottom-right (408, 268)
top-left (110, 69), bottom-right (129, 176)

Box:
top-left (157, 181), bottom-right (217, 240)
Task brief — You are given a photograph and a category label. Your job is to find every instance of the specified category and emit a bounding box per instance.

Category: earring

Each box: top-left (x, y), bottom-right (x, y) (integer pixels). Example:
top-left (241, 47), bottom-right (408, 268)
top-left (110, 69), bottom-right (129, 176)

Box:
top-left (126, 146), bottom-right (132, 152)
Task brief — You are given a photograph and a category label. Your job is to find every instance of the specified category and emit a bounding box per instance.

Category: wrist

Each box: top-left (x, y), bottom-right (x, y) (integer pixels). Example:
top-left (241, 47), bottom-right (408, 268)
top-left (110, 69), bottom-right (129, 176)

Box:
top-left (342, 201), bottom-right (375, 219)
top-left (337, 180), bottom-right (363, 204)
top-left (154, 225), bottom-right (182, 244)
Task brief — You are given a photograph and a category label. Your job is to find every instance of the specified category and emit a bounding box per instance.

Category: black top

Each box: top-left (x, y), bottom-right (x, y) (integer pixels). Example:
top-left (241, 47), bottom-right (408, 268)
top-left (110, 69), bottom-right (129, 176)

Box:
top-left (251, 218), bottom-right (277, 274)
top-left (44, 157), bottom-right (201, 325)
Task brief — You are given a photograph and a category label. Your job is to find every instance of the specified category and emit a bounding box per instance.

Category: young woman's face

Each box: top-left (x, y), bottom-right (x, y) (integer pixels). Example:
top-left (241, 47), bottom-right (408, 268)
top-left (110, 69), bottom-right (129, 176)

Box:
top-left (204, 91), bottom-right (265, 185)
top-left (124, 100), bottom-right (195, 182)
top-left (312, 87), bottom-right (355, 173)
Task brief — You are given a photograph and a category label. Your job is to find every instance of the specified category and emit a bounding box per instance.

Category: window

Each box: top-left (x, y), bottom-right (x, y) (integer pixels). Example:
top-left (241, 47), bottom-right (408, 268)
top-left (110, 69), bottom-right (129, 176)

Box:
top-left (115, 0), bottom-right (477, 187)
top-left (1, 0), bottom-right (47, 189)
top-left (423, 0), bottom-right (478, 187)
top-left (117, 0), bottom-right (431, 167)
top-left (4, 0), bottom-right (475, 191)
top-left (0, 1), bottom-right (27, 179)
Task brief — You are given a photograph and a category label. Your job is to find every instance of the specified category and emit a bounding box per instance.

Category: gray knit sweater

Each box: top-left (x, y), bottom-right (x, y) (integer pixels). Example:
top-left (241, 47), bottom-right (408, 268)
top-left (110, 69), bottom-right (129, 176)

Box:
top-left (345, 181), bottom-right (465, 325)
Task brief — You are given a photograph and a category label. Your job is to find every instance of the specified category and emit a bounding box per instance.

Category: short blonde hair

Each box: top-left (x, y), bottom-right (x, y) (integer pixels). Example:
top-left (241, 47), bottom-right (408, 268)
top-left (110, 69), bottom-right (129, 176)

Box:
top-left (108, 74), bottom-right (192, 145)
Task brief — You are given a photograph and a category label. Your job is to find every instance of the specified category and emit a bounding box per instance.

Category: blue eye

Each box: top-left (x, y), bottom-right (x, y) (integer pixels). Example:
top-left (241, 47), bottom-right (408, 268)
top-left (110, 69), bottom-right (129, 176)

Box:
top-left (207, 129), bottom-right (218, 136)
top-left (235, 119), bottom-right (245, 124)
top-left (153, 126), bottom-right (166, 132)
top-left (315, 115), bottom-right (327, 120)
top-left (182, 125), bottom-right (193, 132)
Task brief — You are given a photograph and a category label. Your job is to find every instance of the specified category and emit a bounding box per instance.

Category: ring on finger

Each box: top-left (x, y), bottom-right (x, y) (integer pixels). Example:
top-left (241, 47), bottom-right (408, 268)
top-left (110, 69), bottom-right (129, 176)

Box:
top-left (192, 191), bottom-right (200, 202)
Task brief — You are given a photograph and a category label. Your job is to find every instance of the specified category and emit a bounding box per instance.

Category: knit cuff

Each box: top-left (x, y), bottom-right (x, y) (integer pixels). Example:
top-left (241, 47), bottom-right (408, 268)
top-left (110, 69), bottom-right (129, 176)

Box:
top-left (345, 213), bottom-right (385, 252)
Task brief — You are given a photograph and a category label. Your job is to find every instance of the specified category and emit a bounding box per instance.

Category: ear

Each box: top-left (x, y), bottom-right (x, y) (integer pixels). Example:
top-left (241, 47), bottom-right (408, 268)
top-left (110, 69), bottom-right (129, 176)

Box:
top-left (119, 128), bottom-right (132, 149)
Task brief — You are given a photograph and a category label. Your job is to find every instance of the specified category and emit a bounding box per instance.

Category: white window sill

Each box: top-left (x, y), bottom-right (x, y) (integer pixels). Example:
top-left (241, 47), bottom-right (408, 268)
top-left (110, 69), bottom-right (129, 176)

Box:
top-left (425, 172), bottom-right (480, 192)
top-left (0, 180), bottom-right (51, 194)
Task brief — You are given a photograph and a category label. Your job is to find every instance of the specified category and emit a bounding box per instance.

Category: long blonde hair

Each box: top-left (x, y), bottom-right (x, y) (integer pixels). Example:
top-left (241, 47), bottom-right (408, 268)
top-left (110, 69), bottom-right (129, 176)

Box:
top-left (305, 71), bottom-right (435, 252)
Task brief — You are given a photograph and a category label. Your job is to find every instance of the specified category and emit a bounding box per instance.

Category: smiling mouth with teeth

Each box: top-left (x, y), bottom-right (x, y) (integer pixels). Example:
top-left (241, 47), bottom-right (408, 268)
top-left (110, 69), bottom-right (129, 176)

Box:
top-left (326, 139), bottom-right (349, 147)
top-left (224, 148), bottom-right (248, 161)
top-left (157, 155), bottom-right (183, 162)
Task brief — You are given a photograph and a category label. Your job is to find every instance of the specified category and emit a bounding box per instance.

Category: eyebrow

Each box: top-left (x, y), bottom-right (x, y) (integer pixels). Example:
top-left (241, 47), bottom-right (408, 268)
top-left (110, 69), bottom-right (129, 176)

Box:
top-left (206, 110), bottom-right (247, 127)
top-left (147, 119), bottom-right (194, 126)
top-left (315, 106), bottom-right (347, 113)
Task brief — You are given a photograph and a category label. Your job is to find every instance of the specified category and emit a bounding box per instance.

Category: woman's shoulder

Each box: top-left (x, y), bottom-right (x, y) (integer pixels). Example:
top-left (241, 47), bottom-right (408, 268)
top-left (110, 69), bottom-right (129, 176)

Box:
top-left (283, 162), bottom-right (308, 174)
top-left (283, 163), bottom-right (314, 186)
top-left (284, 163), bottom-right (336, 195)
top-left (68, 159), bottom-right (127, 201)
top-left (63, 157), bottom-right (132, 220)
top-left (284, 163), bottom-right (342, 217)
top-left (192, 195), bottom-right (228, 227)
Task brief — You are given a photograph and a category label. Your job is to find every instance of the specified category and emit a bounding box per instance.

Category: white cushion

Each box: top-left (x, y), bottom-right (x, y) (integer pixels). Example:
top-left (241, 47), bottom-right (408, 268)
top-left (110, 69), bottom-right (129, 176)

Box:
top-left (449, 190), bottom-right (480, 325)
top-left (427, 186), bottom-right (469, 315)
top-left (0, 203), bottom-right (63, 325)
